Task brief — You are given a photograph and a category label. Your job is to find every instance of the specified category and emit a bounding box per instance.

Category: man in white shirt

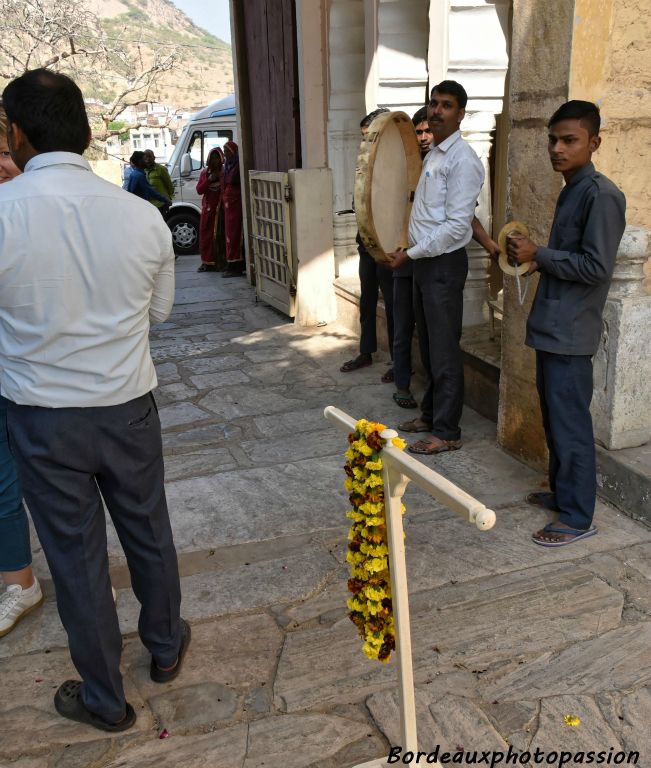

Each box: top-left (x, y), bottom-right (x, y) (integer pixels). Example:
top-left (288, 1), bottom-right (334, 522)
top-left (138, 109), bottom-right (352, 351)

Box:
top-left (387, 81), bottom-right (485, 454)
top-left (0, 69), bottom-right (188, 732)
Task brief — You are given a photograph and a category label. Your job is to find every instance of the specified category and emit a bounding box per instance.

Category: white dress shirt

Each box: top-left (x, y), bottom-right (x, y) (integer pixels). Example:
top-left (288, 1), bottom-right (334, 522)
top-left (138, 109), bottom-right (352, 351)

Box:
top-left (0, 152), bottom-right (175, 407)
top-left (407, 130), bottom-right (485, 259)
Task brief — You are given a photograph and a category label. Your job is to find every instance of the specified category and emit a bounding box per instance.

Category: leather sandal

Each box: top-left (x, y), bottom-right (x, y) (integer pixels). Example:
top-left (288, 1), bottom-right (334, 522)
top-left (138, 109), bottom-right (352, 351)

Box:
top-left (408, 437), bottom-right (463, 455)
top-left (398, 418), bottom-right (432, 433)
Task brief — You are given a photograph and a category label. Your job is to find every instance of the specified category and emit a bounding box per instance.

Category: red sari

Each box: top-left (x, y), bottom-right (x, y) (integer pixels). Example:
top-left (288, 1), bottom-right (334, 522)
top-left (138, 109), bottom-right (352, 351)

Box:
top-left (222, 141), bottom-right (243, 264)
top-left (196, 164), bottom-right (226, 267)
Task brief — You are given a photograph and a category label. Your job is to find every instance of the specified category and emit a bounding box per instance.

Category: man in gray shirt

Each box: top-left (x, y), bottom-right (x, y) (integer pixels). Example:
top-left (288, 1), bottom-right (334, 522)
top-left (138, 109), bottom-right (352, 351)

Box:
top-left (508, 100), bottom-right (626, 547)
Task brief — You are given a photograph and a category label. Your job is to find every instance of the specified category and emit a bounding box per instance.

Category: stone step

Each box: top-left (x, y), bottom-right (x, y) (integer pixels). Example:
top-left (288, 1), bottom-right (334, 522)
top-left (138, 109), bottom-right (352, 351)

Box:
top-left (597, 442), bottom-right (651, 527)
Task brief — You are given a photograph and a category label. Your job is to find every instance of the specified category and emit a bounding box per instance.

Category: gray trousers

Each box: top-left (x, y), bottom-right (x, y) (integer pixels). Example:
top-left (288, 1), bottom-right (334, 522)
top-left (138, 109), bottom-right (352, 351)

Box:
top-left (6, 392), bottom-right (182, 723)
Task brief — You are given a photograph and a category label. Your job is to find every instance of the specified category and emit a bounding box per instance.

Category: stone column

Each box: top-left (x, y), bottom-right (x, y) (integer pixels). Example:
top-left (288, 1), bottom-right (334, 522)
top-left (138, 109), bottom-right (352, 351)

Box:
top-left (327, 0), bottom-right (366, 278)
top-left (592, 227), bottom-right (651, 450)
top-left (462, 111), bottom-right (496, 327)
top-left (496, 0), bottom-right (574, 469)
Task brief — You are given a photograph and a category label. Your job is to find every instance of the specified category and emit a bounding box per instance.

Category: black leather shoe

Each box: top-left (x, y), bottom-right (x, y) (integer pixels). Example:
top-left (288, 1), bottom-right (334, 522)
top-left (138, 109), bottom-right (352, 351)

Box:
top-left (150, 618), bottom-right (191, 683)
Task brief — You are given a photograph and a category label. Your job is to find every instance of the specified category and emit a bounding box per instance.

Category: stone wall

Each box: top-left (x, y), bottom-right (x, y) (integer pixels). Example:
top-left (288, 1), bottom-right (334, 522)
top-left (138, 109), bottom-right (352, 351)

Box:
top-left (571, 0), bottom-right (651, 228)
top-left (498, 0), bottom-right (651, 468)
top-left (496, 0), bottom-right (575, 468)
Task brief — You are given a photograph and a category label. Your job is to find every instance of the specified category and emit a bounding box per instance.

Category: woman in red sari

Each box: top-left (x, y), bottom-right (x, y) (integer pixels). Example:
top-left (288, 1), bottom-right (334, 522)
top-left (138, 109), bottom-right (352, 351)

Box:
top-left (196, 147), bottom-right (226, 272)
top-left (222, 140), bottom-right (244, 277)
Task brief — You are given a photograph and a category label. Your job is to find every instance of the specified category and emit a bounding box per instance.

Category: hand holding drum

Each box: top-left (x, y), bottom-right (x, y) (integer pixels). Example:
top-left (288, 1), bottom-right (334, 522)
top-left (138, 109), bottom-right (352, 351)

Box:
top-left (497, 221), bottom-right (531, 276)
top-left (354, 111), bottom-right (422, 264)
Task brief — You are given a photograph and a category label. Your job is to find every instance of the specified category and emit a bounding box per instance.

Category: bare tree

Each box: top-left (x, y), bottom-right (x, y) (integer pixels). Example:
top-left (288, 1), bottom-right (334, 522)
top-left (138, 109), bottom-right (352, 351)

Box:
top-left (0, 0), bottom-right (180, 140)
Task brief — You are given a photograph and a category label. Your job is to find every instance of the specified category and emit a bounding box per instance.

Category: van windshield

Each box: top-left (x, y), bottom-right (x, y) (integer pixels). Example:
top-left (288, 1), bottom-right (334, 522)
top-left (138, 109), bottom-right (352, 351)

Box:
top-left (167, 125), bottom-right (189, 171)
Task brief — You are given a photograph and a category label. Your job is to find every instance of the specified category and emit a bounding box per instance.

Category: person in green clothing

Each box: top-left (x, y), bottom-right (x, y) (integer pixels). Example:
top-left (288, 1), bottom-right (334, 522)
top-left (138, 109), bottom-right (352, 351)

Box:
top-left (143, 149), bottom-right (174, 219)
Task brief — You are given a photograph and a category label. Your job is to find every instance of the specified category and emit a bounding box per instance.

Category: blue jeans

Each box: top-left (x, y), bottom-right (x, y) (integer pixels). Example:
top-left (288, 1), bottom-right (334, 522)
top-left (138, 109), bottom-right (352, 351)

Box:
top-left (0, 396), bottom-right (30, 572)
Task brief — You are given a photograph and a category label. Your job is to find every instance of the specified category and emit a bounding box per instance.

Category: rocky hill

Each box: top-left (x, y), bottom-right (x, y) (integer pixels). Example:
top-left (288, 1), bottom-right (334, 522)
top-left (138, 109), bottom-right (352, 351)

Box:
top-left (89, 0), bottom-right (233, 109)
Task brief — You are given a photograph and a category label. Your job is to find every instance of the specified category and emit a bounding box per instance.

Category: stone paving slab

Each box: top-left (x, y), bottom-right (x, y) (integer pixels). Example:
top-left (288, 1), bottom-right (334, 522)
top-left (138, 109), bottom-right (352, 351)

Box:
top-left (122, 614), bottom-right (282, 705)
top-left (162, 422), bottom-right (243, 450)
top-left (198, 385), bottom-right (309, 421)
top-left (254, 406), bottom-right (333, 438)
top-left (483, 623), bottom-right (651, 701)
top-left (156, 382), bottom-right (199, 405)
top-left (102, 725), bottom-right (248, 768)
top-left (189, 369), bottom-right (251, 390)
top-left (162, 447), bottom-right (238, 481)
top-left (0, 649), bottom-right (151, 760)
top-left (528, 695), bottom-right (624, 755)
top-left (367, 690), bottom-right (507, 754)
top-left (273, 563), bottom-right (623, 713)
top-left (164, 455), bottom-right (348, 551)
top-left (244, 713), bottom-right (370, 768)
top-left (240, 428), bottom-right (345, 465)
top-left (179, 353), bottom-right (248, 374)
top-left (115, 549), bottom-right (338, 627)
top-left (158, 402), bottom-right (213, 429)
top-left (150, 339), bottom-right (229, 361)
top-left (599, 686), bottom-right (651, 756)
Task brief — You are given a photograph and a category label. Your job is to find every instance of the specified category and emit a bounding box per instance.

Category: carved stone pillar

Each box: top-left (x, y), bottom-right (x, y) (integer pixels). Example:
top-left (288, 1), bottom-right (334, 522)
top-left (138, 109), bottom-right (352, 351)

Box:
top-left (327, 0), bottom-right (366, 277)
top-left (462, 111), bottom-right (495, 326)
top-left (333, 211), bottom-right (360, 279)
top-left (592, 226), bottom-right (651, 449)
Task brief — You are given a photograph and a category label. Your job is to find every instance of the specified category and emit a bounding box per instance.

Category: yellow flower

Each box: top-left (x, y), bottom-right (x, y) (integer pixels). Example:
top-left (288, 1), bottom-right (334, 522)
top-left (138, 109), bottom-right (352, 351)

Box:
top-left (366, 459), bottom-right (383, 471)
top-left (352, 440), bottom-right (373, 456)
top-left (363, 585), bottom-right (386, 601)
top-left (346, 550), bottom-right (365, 565)
top-left (563, 715), bottom-right (581, 727)
top-left (359, 501), bottom-right (384, 516)
top-left (362, 642), bottom-right (380, 659)
top-left (363, 527), bottom-right (386, 544)
top-left (391, 437), bottom-right (407, 450)
top-left (360, 541), bottom-right (389, 558)
top-left (363, 557), bottom-right (388, 574)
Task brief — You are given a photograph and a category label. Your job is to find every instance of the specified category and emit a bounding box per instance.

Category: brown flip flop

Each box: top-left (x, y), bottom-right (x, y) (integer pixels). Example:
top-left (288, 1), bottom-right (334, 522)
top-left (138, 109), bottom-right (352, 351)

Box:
top-left (408, 437), bottom-right (462, 455)
top-left (398, 418), bottom-right (432, 433)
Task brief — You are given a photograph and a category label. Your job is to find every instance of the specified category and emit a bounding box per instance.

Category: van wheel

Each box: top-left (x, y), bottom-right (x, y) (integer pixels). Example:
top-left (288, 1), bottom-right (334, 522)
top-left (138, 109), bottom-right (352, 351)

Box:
top-left (167, 212), bottom-right (200, 255)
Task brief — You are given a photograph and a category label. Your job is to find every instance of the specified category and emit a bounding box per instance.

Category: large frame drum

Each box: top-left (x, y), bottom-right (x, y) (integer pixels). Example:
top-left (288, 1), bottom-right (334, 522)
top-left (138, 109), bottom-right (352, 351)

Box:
top-left (354, 111), bottom-right (422, 264)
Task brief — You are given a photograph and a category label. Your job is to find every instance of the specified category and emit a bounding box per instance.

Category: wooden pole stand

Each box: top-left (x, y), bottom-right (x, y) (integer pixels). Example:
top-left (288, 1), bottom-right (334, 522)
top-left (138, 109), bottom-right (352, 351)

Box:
top-left (323, 407), bottom-right (496, 766)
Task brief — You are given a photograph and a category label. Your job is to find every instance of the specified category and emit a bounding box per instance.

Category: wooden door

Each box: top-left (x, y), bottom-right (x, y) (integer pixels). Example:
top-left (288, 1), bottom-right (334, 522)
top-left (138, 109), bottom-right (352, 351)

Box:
top-left (241, 0), bottom-right (301, 172)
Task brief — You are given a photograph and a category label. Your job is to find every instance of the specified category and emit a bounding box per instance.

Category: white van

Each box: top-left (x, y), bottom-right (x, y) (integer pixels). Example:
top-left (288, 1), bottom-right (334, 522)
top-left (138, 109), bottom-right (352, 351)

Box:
top-left (166, 94), bottom-right (237, 255)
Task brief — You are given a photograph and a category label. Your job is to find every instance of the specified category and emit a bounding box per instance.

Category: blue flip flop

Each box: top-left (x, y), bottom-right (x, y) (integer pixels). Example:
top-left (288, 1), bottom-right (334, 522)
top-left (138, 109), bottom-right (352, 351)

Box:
top-left (532, 523), bottom-right (597, 547)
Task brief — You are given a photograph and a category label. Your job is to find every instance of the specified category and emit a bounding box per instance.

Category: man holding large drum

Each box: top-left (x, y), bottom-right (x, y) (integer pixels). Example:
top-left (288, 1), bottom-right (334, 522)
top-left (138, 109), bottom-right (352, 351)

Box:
top-left (387, 81), bottom-right (485, 454)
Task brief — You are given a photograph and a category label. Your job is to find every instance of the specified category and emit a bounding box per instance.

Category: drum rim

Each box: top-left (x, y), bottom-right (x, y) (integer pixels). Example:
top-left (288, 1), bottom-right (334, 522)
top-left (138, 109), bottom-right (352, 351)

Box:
top-left (497, 221), bottom-right (531, 277)
top-left (354, 111), bottom-right (422, 264)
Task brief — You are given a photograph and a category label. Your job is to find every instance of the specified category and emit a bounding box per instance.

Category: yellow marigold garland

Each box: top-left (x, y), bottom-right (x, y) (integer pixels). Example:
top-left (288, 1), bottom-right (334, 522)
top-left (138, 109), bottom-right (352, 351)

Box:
top-left (344, 418), bottom-right (406, 662)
